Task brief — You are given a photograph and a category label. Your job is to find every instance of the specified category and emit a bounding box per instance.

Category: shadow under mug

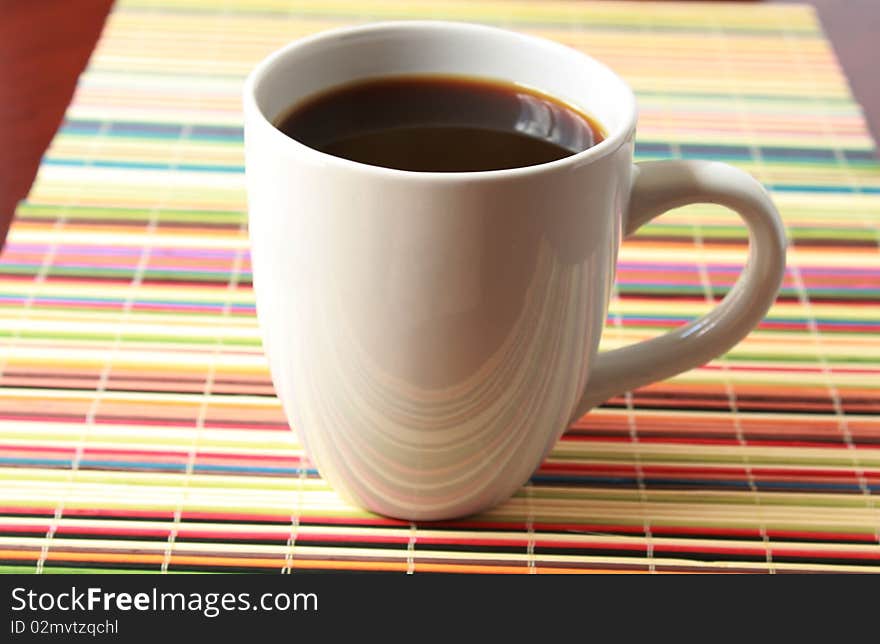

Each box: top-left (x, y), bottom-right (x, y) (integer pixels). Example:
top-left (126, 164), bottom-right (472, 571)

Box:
top-left (243, 21), bottom-right (787, 521)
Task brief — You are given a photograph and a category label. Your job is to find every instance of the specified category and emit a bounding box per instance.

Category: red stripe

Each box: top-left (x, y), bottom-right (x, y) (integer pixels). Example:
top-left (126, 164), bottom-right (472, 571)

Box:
top-left (768, 547), bottom-right (880, 560)
top-left (560, 435), bottom-right (873, 449)
top-left (537, 462), bottom-right (871, 479)
top-left (54, 524), bottom-right (171, 538)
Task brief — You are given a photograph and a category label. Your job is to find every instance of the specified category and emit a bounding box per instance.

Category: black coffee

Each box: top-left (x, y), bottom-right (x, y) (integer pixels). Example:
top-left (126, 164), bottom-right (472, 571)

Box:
top-left (274, 75), bottom-right (605, 172)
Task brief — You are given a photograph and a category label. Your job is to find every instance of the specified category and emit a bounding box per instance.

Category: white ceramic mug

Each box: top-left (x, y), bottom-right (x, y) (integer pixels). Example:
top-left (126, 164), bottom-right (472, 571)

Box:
top-left (244, 22), bottom-right (787, 520)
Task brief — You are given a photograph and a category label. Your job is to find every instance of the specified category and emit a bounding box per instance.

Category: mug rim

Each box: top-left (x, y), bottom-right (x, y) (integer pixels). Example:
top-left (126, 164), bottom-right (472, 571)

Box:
top-left (243, 20), bottom-right (638, 181)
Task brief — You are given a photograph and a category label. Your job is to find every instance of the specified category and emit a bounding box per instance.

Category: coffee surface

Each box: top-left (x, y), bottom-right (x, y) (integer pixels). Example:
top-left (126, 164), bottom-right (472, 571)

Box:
top-left (274, 75), bottom-right (605, 172)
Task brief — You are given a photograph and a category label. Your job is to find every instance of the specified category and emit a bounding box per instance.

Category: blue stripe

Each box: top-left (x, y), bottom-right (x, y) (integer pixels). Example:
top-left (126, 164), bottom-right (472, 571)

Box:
top-left (41, 263), bottom-right (248, 276)
top-left (61, 119), bottom-right (243, 142)
top-left (0, 295), bottom-right (256, 309)
top-left (0, 458), bottom-right (73, 467)
top-left (192, 125), bottom-right (244, 139)
top-left (605, 314), bottom-right (879, 327)
top-left (843, 149), bottom-right (878, 161)
top-left (193, 464), bottom-right (319, 475)
top-left (617, 263), bottom-right (875, 275)
top-left (80, 461), bottom-right (318, 475)
top-left (679, 144), bottom-right (838, 162)
top-left (0, 457), bottom-right (318, 476)
top-left (110, 121), bottom-right (182, 136)
top-left (636, 142), bottom-right (878, 163)
top-left (771, 185), bottom-right (880, 193)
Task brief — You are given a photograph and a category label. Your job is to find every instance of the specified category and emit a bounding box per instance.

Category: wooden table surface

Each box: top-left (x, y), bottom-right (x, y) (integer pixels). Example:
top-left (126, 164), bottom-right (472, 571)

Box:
top-left (0, 0), bottom-right (877, 247)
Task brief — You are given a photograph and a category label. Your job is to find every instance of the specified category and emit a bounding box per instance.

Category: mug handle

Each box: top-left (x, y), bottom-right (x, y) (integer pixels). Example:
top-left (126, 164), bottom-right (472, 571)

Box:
top-left (570, 159), bottom-right (787, 420)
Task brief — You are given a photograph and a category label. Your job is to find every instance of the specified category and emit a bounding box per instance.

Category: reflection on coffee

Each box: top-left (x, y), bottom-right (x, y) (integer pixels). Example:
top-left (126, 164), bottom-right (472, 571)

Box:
top-left (274, 75), bottom-right (605, 172)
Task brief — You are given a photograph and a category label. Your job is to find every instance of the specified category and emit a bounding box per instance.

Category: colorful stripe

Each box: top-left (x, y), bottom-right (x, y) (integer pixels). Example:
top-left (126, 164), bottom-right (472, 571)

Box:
top-left (1, 0), bottom-right (879, 574)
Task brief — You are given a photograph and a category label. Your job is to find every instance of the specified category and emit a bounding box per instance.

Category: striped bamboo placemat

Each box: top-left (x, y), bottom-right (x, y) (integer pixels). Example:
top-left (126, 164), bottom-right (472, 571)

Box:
top-left (1, 0), bottom-right (878, 574)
